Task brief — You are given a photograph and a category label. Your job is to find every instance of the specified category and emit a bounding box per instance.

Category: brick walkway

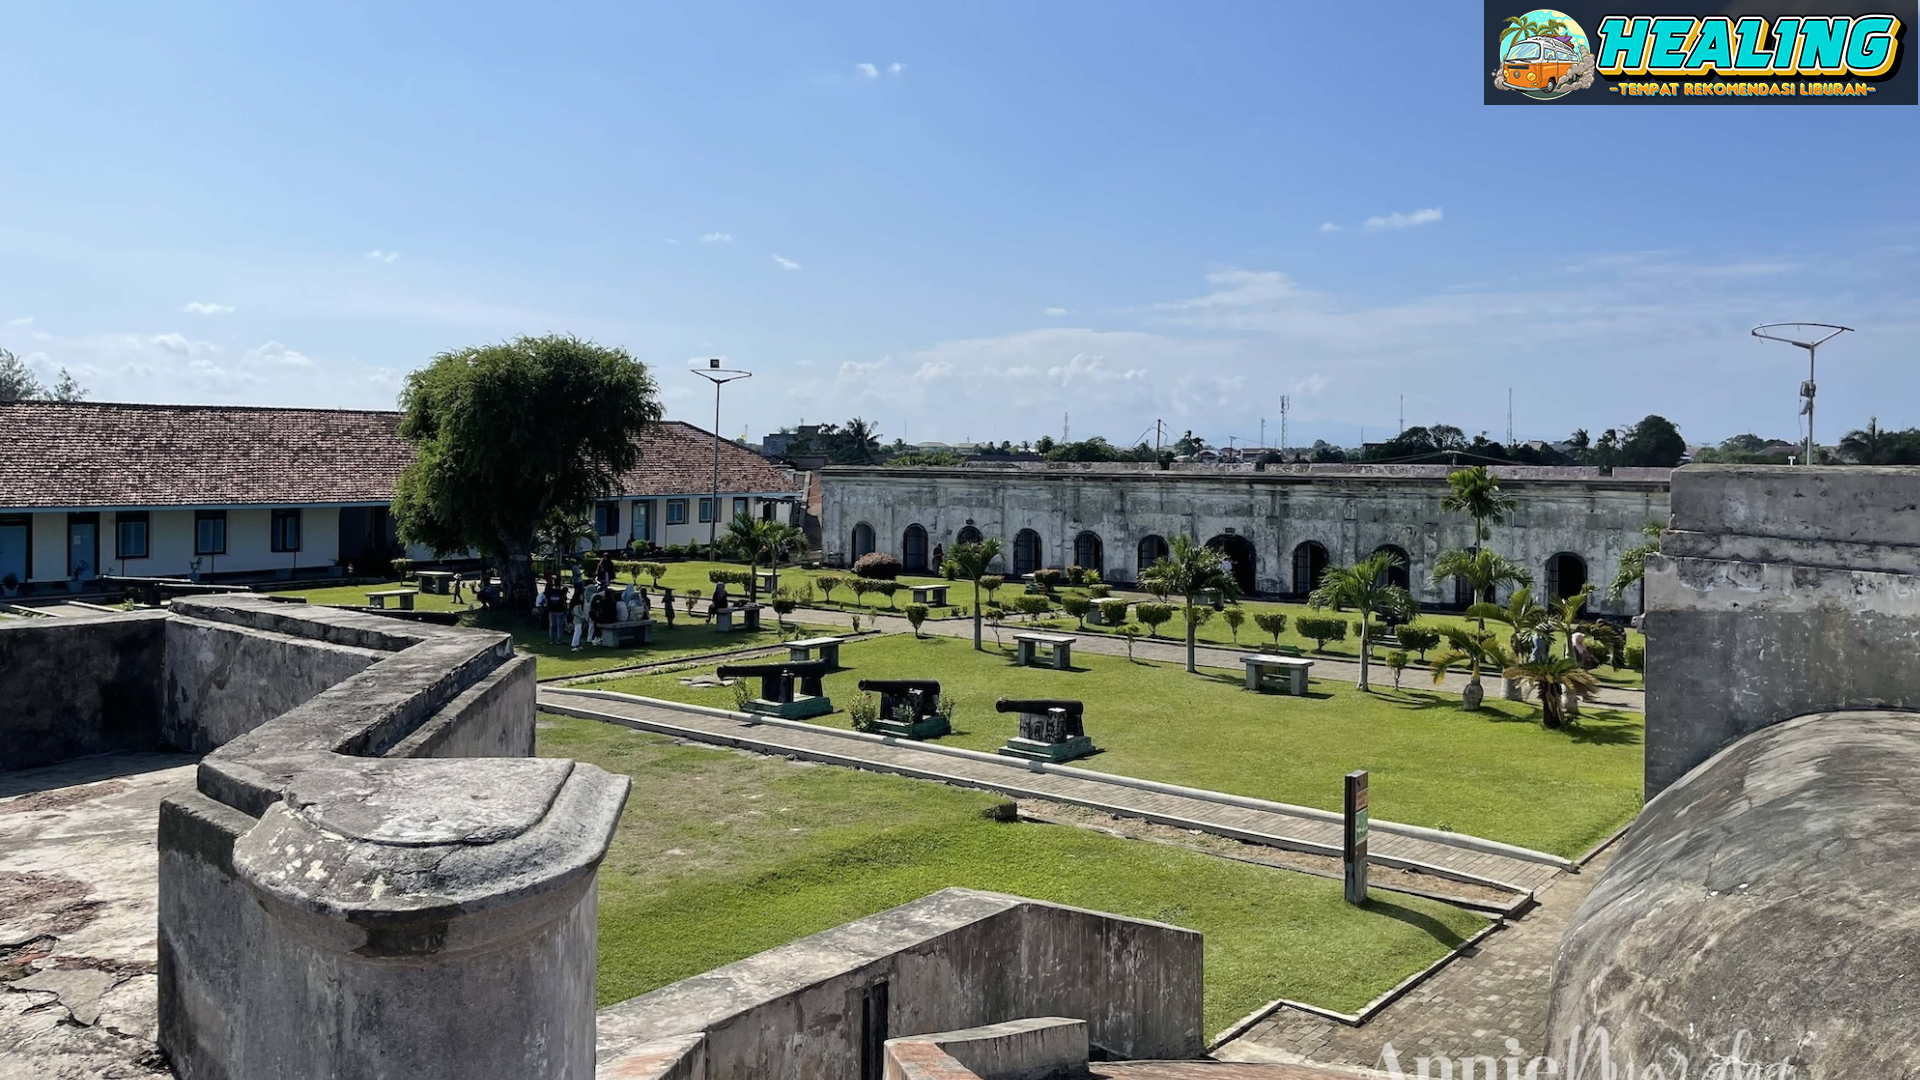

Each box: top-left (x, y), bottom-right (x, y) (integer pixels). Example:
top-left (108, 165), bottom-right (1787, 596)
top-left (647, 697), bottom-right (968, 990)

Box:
top-left (540, 689), bottom-right (1568, 892)
top-left (1215, 843), bottom-right (1618, 1070)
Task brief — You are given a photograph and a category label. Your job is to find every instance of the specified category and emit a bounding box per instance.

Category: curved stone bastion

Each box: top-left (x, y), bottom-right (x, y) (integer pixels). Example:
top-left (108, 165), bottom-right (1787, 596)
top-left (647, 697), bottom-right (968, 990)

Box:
top-left (0, 595), bottom-right (632, 1080)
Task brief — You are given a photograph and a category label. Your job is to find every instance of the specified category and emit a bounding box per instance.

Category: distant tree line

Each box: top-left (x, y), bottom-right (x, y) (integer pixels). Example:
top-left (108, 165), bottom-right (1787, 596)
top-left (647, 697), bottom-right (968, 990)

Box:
top-left (1362, 415), bottom-right (1686, 469)
top-left (0, 348), bottom-right (88, 403)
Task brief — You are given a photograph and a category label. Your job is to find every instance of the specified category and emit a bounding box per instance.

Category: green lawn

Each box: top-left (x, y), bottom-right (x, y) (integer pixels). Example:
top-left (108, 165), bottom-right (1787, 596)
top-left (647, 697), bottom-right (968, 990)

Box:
top-left (590, 634), bottom-right (1643, 857)
top-left (541, 712), bottom-right (1486, 1034)
top-left (270, 580), bottom-right (833, 679)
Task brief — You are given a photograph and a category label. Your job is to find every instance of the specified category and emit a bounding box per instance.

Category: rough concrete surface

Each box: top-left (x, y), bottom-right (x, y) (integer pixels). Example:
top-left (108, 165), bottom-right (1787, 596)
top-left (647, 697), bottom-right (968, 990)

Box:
top-left (0, 611), bottom-right (167, 771)
top-left (0, 753), bottom-right (196, 1078)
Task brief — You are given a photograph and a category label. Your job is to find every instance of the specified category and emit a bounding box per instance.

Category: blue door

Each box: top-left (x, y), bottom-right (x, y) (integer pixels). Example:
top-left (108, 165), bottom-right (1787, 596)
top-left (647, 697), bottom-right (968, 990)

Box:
top-left (0, 520), bottom-right (27, 586)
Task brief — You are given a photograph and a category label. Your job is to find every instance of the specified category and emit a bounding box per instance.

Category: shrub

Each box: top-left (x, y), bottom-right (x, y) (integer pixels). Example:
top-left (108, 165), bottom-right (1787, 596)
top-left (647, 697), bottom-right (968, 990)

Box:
top-left (817, 575), bottom-right (843, 603)
top-left (1384, 650), bottom-right (1410, 690)
top-left (984, 603), bottom-right (1006, 645)
top-left (1088, 583), bottom-right (1111, 599)
top-left (708, 569), bottom-right (751, 586)
top-left (848, 578), bottom-right (875, 605)
top-left (1084, 569), bottom-right (1102, 586)
top-left (876, 580), bottom-right (901, 609)
top-left (848, 692), bottom-right (881, 733)
top-left (1186, 605), bottom-right (1216, 630)
top-left (1031, 568), bottom-right (1063, 592)
top-left (1253, 612), bottom-right (1288, 646)
top-left (1097, 598), bottom-right (1130, 625)
top-left (980, 575), bottom-right (1005, 602)
top-left (1065, 565), bottom-right (1086, 585)
top-left (1135, 602), bottom-right (1174, 638)
top-left (1297, 616), bottom-right (1348, 651)
top-left (1013, 594), bottom-right (1053, 622)
top-left (1624, 643), bottom-right (1645, 671)
top-left (905, 603), bottom-right (929, 635)
top-left (392, 558), bottom-right (416, 577)
top-left (1119, 624), bottom-right (1144, 659)
top-left (770, 595), bottom-right (798, 627)
top-left (1395, 625), bottom-right (1440, 659)
top-left (1223, 607), bottom-right (1247, 642)
top-left (731, 678), bottom-right (755, 713)
top-left (1061, 595), bottom-right (1091, 628)
top-left (853, 552), bottom-right (903, 580)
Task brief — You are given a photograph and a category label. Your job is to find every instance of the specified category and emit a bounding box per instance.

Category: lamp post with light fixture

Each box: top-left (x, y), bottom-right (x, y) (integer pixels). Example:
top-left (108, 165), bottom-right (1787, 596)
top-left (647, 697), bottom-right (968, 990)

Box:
top-left (692, 358), bottom-right (753, 552)
top-left (1752, 323), bottom-right (1852, 465)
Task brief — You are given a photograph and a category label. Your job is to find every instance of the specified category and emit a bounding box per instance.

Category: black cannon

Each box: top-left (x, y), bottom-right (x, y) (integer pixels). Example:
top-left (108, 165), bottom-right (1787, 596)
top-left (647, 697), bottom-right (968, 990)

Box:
top-left (995, 697), bottom-right (1085, 744)
top-left (716, 659), bottom-right (830, 703)
top-left (859, 679), bottom-right (942, 723)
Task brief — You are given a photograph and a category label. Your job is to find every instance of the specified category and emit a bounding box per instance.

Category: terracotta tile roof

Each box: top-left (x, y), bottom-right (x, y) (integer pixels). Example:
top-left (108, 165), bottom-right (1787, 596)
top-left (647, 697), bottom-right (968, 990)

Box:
top-left (0, 402), bottom-right (798, 510)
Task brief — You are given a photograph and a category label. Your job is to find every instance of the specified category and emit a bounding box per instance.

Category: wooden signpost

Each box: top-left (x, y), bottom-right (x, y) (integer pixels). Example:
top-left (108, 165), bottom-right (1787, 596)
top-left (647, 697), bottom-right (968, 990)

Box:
top-left (1344, 769), bottom-right (1369, 905)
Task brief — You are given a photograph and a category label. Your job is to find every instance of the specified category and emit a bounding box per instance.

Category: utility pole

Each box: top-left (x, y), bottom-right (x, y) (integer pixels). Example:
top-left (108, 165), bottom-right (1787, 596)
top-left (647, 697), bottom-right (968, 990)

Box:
top-left (1063, 412), bottom-right (1070, 444)
top-left (1279, 396), bottom-right (1290, 456)
top-left (1398, 395), bottom-right (1404, 435)
top-left (693, 358), bottom-right (753, 552)
top-left (1154, 419), bottom-right (1165, 454)
top-left (1507, 389), bottom-right (1514, 448)
top-left (1753, 323), bottom-right (1852, 466)
top-left (1260, 417), bottom-right (1266, 450)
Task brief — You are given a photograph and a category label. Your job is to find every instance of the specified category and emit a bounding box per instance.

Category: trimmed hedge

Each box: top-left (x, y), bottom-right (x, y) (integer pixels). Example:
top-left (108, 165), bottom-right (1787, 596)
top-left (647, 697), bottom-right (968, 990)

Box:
top-left (1296, 616), bottom-right (1349, 651)
top-left (853, 552), bottom-right (903, 580)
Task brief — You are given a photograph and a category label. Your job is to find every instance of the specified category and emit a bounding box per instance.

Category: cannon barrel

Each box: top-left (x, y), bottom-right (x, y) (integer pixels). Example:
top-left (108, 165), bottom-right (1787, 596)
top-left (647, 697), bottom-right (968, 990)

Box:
top-left (858, 679), bottom-right (942, 695)
top-left (994, 697), bottom-right (1083, 717)
top-left (716, 659), bottom-right (831, 679)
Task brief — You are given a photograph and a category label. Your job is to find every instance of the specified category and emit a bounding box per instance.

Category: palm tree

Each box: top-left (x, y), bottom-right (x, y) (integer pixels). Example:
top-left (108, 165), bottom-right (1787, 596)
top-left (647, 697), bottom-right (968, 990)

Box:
top-left (1429, 625), bottom-right (1511, 710)
top-left (1468, 585), bottom-right (1548, 662)
top-left (1503, 657), bottom-right (1599, 730)
top-left (1440, 466), bottom-right (1518, 553)
top-left (1307, 550), bottom-right (1414, 691)
top-left (1140, 536), bottom-right (1240, 674)
top-left (1430, 548), bottom-right (1533, 620)
top-left (837, 418), bottom-right (882, 464)
top-left (1539, 586), bottom-right (1595, 657)
top-left (1607, 521), bottom-right (1665, 604)
top-left (947, 538), bottom-right (1006, 651)
top-left (1841, 418), bottom-right (1889, 464)
top-left (725, 513), bottom-right (801, 600)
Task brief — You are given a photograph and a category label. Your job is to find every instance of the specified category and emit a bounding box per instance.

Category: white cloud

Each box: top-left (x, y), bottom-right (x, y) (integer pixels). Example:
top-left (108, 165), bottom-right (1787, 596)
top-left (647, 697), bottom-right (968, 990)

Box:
top-left (856, 63), bottom-right (879, 78)
top-left (150, 333), bottom-right (221, 359)
top-left (889, 62), bottom-right (906, 74)
top-left (1363, 208), bottom-right (1443, 231)
top-left (1044, 307), bottom-right (1068, 316)
top-left (1318, 222), bottom-right (1342, 234)
top-left (5, 316), bottom-right (31, 327)
top-left (700, 232), bottom-right (732, 243)
top-left (180, 302), bottom-right (235, 315)
top-left (364, 249), bottom-right (401, 263)
top-left (243, 340), bottom-right (314, 367)
top-left (663, 238), bottom-right (680, 245)
top-left (772, 255), bottom-right (802, 271)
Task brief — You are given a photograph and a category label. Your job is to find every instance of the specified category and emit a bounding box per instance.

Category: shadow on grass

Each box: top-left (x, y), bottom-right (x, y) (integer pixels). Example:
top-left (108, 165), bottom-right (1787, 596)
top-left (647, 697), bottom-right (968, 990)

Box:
top-left (1362, 898), bottom-right (1475, 950)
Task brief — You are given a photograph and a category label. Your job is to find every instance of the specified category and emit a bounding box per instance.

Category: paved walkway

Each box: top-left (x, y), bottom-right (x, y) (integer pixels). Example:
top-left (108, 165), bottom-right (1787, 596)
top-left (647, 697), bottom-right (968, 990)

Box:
top-left (539, 688), bottom-right (1568, 892)
top-left (741, 607), bottom-right (1644, 713)
top-left (1216, 843), bottom-right (1618, 1069)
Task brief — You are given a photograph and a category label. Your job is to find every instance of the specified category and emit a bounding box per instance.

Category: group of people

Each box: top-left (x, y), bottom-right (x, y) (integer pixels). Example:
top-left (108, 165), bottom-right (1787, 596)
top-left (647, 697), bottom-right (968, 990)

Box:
top-left (536, 554), bottom-right (652, 651)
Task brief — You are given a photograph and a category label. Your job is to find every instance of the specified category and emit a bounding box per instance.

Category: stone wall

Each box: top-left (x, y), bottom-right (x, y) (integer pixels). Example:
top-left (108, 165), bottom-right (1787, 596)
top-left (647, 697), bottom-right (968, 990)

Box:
top-left (820, 465), bottom-right (1668, 615)
top-left (594, 887), bottom-right (1204, 1078)
top-left (0, 610), bottom-right (167, 770)
top-left (1643, 465), bottom-right (1920, 795)
top-left (163, 613), bottom-right (385, 752)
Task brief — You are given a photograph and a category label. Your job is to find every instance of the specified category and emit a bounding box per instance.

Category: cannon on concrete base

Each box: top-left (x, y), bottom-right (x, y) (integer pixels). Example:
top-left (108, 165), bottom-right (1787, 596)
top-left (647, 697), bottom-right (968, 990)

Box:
top-left (715, 659), bottom-right (834, 720)
top-left (857, 679), bottom-right (950, 739)
top-left (993, 697), bottom-right (1095, 763)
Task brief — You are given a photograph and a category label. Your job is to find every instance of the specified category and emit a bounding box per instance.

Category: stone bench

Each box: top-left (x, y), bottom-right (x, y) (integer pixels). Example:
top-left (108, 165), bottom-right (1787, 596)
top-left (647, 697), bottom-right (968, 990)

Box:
top-left (1243, 654), bottom-right (1314, 695)
top-left (1013, 632), bottom-right (1076, 670)
top-left (597, 619), bottom-right (655, 648)
top-left (910, 583), bottom-right (950, 607)
top-left (787, 635), bottom-right (845, 667)
top-left (714, 603), bottom-right (764, 633)
top-left (753, 569), bottom-right (777, 593)
top-left (415, 570), bottom-right (454, 595)
top-left (365, 588), bottom-right (417, 610)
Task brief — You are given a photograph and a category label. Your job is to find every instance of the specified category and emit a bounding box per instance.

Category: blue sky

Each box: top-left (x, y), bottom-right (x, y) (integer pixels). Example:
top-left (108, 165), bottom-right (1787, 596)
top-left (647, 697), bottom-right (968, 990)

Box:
top-left (3, 1), bottom-right (1916, 449)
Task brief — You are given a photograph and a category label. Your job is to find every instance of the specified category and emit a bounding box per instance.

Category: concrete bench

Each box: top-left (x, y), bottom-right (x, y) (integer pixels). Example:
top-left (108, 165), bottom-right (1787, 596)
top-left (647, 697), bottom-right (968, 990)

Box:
top-left (910, 584), bottom-right (950, 607)
top-left (597, 619), bottom-right (655, 648)
top-left (1243, 654), bottom-right (1314, 695)
top-left (753, 569), bottom-right (778, 593)
top-left (787, 635), bottom-right (846, 667)
top-left (365, 589), bottom-right (417, 610)
top-left (1013, 632), bottom-right (1076, 670)
top-left (714, 603), bottom-right (764, 633)
top-left (415, 570), bottom-right (455, 595)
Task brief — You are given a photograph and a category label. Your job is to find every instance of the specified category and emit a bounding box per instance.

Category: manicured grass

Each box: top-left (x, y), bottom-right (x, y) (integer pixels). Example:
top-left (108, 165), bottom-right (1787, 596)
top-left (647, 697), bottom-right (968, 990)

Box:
top-left (270, 580), bottom-right (833, 678)
top-left (540, 712), bottom-right (1486, 1034)
top-left (591, 634), bottom-right (1644, 857)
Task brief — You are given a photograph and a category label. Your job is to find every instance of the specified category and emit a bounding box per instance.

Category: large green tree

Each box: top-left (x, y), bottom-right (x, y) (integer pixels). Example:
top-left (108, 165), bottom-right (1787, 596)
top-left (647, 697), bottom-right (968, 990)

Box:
top-left (1620, 414), bottom-right (1686, 467)
top-left (1140, 535), bottom-right (1239, 674)
top-left (0, 348), bottom-right (87, 403)
top-left (391, 335), bottom-right (661, 604)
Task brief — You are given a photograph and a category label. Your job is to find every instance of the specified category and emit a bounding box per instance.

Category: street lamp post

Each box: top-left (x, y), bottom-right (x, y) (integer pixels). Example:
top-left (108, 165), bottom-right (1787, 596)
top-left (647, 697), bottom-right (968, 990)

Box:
top-left (1752, 323), bottom-right (1852, 465)
top-left (692, 358), bottom-right (753, 552)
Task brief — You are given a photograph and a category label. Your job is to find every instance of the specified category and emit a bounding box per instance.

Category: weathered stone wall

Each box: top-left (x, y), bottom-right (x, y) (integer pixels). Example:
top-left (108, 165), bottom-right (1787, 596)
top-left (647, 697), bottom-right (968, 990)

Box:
top-left (594, 887), bottom-right (1204, 1078)
top-left (0, 610), bottom-right (168, 771)
top-left (163, 614), bottom-right (385, 752)
top-left (1643, 464), bottom-right (1920, 795)
top-left (820, 465), bottom-right (1668, 615)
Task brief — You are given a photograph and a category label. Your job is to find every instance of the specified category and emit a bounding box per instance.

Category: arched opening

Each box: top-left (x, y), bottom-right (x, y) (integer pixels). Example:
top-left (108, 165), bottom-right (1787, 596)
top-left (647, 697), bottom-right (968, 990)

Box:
top-left (1205, 534), bottom-right (1257, 595)
top-left (902, 524), bottom-right (929, 573)
top-left (1453, 574), bottom-right (1477, 608)
top-left (1073, 532), bottom-right (1104, 577)
top-left (1136, 535), bottom-right (1169, 578)
top-left (956, 525), bottom-right (983, 546)
top-left (1013, 529), bottom-right (1043, 577)
top-left (1546, 552), bottom-right (1588, 603)
top-left (851, 523), bottom-right (876, 560)
top-left (1291, 541), bottom-right (1329, 596)
top-left (1371, 544), bottom-right (1412, 590)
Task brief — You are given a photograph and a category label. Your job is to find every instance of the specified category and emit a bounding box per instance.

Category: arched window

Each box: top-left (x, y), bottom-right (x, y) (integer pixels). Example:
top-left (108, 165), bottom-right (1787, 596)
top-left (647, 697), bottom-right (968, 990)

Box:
top-left (1291, 541), bottom-right (1329, 596)
top-left (1073, 532), bottom-right (1104, 576)
top-left (1136, 535), bottom-right (1169, 578)
top-left (1453, 574), bottom-right (1477, 608)
top-left (1013, 529), bottom-right (1043, 577)
top-left (902, 524), bottom-right (929, 573)
top-left (1371, 544), bottom-right (1412, 590)
top-left (1545, 552), bottom-right (1588, 602)
top-left (851, 523), bottom-right (876, 560)
top-left (1205, 534), bottom-right (1257, 595)
top-left (956, 525), bottom-right (983, 546)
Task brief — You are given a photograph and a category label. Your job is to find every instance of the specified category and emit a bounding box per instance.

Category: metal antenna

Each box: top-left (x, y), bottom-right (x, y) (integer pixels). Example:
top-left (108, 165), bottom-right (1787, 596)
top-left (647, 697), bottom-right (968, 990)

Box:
top-left (1279, 396), bottom-right (1290, 455)
top-left (1507, 389), bottom-right (1514, 447)
top-left (1752, 323), bottom-right (1852, 465)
